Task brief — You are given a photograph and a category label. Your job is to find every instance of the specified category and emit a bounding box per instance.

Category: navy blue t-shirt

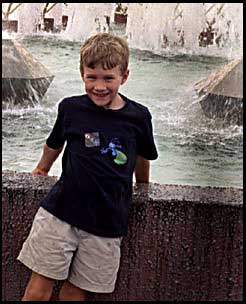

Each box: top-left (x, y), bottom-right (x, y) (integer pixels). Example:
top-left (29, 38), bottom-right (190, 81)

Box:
top-left (41, 94), bottom-right (158, 237)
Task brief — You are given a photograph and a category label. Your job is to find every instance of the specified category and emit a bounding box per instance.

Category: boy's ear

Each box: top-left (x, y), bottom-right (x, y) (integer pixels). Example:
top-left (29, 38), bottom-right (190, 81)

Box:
top-left (121, 69), bottom-right (130, 85)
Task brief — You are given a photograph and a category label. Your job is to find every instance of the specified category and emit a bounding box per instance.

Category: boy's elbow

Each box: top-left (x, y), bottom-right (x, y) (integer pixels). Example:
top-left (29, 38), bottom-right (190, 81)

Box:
top-left (44, 143), bottom-right (64, 152)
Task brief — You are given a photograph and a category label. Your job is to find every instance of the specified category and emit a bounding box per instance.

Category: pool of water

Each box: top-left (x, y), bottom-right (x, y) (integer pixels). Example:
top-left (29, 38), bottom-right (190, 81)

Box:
top-left (2, 36), bottom-right (243, 188)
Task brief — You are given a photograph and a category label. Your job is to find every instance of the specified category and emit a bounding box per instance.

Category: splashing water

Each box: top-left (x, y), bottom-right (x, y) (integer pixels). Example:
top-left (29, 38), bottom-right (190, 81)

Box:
top-left (2, 3), bottom-right (243, 58)
top-left (2, 36), bottom-right (243, 188)
top-left (126, 3), bottom-right (243, 59)
top-left (2, 3), bottom-right (243, 188)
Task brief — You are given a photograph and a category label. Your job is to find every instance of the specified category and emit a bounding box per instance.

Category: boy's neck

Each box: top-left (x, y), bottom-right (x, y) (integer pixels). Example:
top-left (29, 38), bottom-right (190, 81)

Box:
top-left (104, 94), bottom-right (126, 110)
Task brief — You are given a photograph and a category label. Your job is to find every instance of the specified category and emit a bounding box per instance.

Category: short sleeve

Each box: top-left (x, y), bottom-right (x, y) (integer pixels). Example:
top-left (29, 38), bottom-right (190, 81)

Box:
top-left (137, 109), bottom-right (158, 160)
top-left (46, 102), bottom-right (66, 149)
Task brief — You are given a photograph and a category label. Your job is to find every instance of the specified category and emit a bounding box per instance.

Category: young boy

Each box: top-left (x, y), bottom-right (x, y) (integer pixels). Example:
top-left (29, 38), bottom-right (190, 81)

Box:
top-left (17, 33), bottom-right (158, 301)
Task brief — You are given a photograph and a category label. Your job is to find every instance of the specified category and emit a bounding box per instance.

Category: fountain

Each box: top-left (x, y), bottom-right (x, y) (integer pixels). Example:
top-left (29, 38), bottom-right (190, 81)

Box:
top-left (2, 3), bottom-right (243, 54)
top-left (62, 3), bottom-right (114, 40)
top-left (2, 3), bottom-right (243, 118)
top-left (2, 4), bottom-right (63, 107)
top-left (2, 38), bottom-right (54, 107)
top-left (2, 3), bottom-right (64, 34)
top-left (126, 3), bottom-right (243, 58)
top-left (60, 3), bottom-right (243, 125)
top-left (194, 58), bottom-right (243, 124)
top-left (2, 3), bottom-right (23, 32)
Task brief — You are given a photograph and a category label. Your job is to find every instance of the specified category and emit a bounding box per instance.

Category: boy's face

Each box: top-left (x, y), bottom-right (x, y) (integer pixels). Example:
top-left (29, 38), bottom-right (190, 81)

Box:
top-left (82, 65), bottom-right (129, 109)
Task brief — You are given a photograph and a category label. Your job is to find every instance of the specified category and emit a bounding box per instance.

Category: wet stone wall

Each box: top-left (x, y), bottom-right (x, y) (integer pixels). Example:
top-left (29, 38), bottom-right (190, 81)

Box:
top-left (2, 171), bottom-right (243, 301)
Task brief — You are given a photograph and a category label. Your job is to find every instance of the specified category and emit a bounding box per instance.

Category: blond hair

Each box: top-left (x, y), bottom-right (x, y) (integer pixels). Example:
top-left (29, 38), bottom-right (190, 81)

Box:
top-left (80, 33), bottom-right (129, 75)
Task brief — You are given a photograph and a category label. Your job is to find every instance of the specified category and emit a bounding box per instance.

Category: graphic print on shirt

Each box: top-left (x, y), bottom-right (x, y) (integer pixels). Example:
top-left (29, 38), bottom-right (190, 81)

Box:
top-left (100, 138), bottom-right (127, 165)
top-left (85, 132), bottom-right (100, 147)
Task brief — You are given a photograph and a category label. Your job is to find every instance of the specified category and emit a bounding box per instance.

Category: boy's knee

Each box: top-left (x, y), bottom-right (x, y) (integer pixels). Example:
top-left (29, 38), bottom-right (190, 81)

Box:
top-left (22, 272), bottom-right (54, 301)
top-left (59, 281), bottom-right (86, 301)
top-left (22, 286), bottom-right (52, 301)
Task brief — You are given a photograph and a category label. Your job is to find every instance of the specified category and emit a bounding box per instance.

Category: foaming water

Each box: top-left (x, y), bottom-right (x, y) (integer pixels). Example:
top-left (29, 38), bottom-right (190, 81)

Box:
top-left (2, 36), bottom-right (243, 188)
top-left (126, 3), bottom-right (243, 59)
top-left (3, 3), bottom-right (243, 59)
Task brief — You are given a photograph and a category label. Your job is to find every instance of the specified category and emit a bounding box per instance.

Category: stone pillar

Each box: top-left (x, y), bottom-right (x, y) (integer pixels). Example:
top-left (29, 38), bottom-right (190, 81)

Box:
top-left (2, 171), bottom-right (243, 301)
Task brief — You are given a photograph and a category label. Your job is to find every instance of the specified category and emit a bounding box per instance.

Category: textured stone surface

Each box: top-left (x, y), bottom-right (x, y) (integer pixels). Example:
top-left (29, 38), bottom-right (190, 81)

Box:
top-left (2, 171), bottom-right (243, 301)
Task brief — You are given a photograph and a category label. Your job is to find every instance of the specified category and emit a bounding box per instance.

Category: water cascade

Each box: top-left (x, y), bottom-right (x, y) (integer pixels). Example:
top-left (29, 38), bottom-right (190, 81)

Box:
top-left (2, 3), bottom-right (243, 59)
top-left (17, 3), bottom-right (43, 34)
top-left (2, 3), bottom-right (44, 34)
top-left (63, 3), bottom-right (114, 40)
top-left (126, 3), bottom-right (243, 58)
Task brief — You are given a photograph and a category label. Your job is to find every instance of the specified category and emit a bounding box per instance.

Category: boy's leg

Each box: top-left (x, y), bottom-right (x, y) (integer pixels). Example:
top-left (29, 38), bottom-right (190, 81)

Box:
top-left (67, 230), bottom-right (122, 295)
top-left (59, 280), bottom-right (87, 301)
top-left (22, 271), bottom-right (55, 301)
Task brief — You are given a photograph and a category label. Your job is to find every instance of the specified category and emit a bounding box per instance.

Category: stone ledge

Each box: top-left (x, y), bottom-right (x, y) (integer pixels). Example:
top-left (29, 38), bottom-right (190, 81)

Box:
top-left (3, 170), bottom-right (242, 205)
top-left (2, 171), bottom-right (243, 301)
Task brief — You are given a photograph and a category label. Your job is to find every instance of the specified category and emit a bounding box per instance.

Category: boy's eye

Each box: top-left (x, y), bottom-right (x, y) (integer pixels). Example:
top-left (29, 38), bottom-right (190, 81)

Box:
top-left (86, 76), bottom-right (96, 80)
top-left (85, 75), bottom-right (115, 81)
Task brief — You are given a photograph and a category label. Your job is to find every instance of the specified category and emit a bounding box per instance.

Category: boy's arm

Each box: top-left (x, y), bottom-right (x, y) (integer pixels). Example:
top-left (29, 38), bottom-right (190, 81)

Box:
top-left (134, 155), bottom-right (150, 183)
top-left (32, 143), bottom-right (64, 176)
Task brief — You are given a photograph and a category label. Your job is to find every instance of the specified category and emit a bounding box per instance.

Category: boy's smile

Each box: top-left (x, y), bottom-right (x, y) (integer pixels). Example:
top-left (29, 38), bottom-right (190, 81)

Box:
top-left (82, 65), bottom-right (129, 110)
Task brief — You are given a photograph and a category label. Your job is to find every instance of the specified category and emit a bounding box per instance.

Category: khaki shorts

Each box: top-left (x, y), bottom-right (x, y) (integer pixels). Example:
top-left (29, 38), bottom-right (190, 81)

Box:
top-left (17, 207), bottom-right (122, 293)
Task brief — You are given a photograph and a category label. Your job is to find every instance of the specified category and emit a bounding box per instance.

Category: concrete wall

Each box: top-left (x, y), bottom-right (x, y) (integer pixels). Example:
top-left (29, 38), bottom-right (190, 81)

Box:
top-left (2, 171), bottom-right (243, 301)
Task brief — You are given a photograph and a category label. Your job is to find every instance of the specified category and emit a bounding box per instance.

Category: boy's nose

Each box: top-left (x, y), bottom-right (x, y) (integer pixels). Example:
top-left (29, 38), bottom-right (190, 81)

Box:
top-left (94, 81), bottom-right (106, 91)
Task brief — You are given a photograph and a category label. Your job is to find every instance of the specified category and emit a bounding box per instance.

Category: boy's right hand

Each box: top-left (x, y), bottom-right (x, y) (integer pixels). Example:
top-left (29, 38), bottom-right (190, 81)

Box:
top-left (32, 168), bottom-right (48, 176)
top-left (31, 143), bottom-right (64, 177)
